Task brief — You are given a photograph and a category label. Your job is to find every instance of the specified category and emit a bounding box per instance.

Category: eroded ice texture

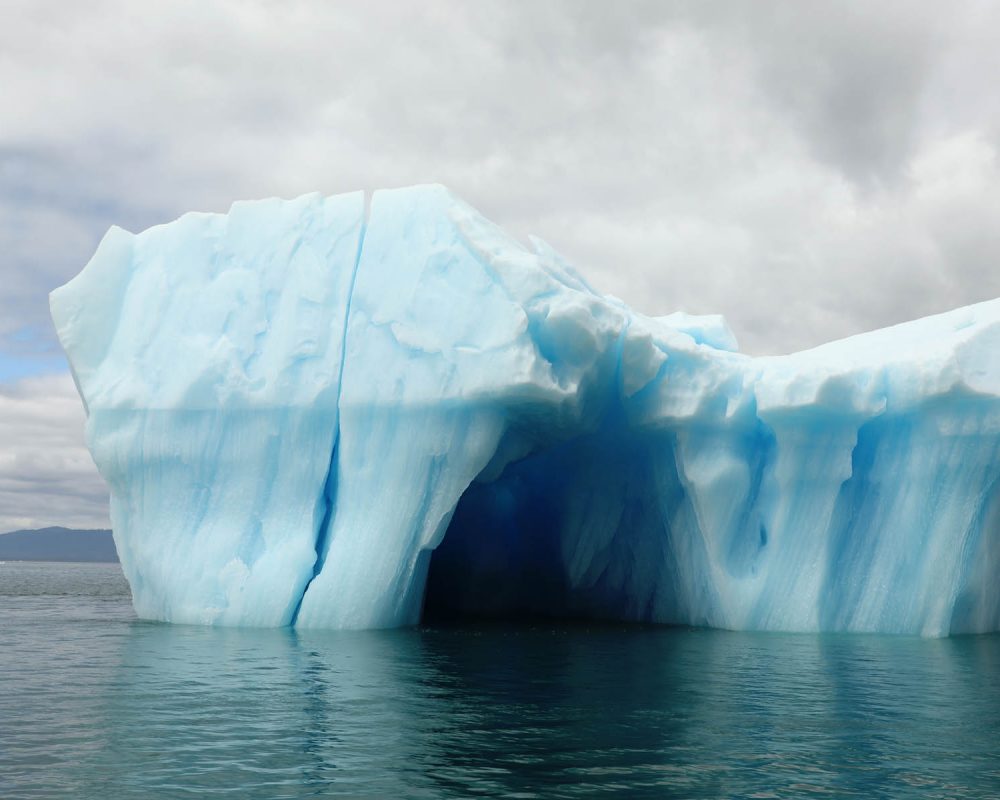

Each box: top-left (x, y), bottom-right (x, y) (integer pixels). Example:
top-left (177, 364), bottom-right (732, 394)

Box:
top-left (51, 193), bottom-right (365, 625)
top-left (51, 185), bottom-right (1000, 635)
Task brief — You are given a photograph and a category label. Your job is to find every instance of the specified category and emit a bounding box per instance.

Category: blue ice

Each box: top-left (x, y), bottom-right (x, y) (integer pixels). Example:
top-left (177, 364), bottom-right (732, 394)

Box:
top-left (51, 186), bottom-right (1000, 635)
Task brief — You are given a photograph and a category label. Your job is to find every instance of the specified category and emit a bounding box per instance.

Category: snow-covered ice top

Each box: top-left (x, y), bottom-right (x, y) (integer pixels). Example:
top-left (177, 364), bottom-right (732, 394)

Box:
top-left (51, 185), bottom-right (1000, 635)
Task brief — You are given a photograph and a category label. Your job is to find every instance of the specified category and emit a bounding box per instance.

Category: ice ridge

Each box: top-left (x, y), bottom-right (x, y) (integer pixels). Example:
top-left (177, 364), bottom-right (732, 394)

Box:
top-left (50, 185), bottom-right (1000, 636)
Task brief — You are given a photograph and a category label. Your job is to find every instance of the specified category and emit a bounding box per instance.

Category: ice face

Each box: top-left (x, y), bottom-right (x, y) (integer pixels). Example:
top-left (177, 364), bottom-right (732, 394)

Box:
top-left (50, 185), bottom-right (1000, 635)
top-left (51, 192), bottom-right (365, 625)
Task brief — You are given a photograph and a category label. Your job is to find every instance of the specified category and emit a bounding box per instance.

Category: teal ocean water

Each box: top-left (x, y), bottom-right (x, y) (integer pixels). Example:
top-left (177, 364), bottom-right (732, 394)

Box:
top-left (1, 561), bottom-right (998, 798)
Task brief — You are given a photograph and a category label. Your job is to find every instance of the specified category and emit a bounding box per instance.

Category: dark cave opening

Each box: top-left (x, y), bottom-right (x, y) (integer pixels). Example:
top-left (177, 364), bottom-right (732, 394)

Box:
top-left (421, 452), bottom-right (573, 623)
top-left (420, 413), bottom-right (677, 625)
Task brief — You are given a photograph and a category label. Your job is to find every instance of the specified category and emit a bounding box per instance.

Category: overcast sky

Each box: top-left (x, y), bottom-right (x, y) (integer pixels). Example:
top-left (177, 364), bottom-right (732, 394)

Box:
top-left (4, 0), bottom-right (1000, 530)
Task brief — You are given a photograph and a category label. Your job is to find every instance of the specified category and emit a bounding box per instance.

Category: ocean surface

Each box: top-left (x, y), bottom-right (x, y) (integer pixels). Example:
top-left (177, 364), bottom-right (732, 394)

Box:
top-left (1, 561), bottom-right (998, 799)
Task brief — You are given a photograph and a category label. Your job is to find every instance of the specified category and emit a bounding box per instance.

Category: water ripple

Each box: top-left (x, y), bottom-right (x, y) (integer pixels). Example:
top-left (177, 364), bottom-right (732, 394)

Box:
top-left (2, 562), bottom-right (999, 798)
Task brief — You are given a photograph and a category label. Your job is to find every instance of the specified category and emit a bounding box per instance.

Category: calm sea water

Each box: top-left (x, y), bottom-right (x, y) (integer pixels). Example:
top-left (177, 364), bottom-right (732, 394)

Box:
top-left (1, 562), bottom-right (998, 799)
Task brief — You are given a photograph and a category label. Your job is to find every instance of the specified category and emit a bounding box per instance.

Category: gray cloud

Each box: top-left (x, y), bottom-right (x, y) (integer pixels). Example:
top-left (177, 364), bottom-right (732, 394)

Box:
top-left (5, 1), bottom-right (1000, 352)
top-left (3, 0), bottom-right (1000, 526)
top-left (687, 1), bottom-right (948, 186)
top-left (0, 374), bottom-right (109, 531)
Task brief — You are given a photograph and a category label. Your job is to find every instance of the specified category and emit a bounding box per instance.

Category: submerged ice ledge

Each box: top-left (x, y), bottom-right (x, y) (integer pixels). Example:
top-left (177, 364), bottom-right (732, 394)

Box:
top-left (50, 185), bottom-right (1000, 636)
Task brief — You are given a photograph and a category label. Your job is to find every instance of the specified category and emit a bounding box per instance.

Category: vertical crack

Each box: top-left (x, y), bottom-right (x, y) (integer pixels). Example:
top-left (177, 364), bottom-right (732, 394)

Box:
top-left (290, 190), bottom-right (370, 626)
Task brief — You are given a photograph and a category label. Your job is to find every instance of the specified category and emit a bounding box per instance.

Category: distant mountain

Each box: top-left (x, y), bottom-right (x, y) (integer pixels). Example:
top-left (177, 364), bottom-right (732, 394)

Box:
top-left (0, 527), bottom-right (118, 563)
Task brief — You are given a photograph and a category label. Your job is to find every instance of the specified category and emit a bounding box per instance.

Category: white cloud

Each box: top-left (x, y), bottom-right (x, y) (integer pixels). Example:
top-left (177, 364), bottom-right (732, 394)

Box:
top-left (4, 0), bottom-right (1000, 526)
top-left (0, 373), bottom-right (109, 531)
top-left (4, 0), bottom-right (1000, 355)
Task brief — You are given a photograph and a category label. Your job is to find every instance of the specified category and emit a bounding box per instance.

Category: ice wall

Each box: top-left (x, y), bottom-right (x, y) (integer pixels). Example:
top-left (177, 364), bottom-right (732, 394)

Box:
top-left (51, 185), bottom-right (1000, 635)
top-left (51, 193), bottom-right (365, 625)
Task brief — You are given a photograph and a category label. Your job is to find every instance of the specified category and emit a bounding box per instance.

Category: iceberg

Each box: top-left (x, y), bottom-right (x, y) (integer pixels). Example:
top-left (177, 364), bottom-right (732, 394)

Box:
top-left (50, 185), bottom-right (1000, 636)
